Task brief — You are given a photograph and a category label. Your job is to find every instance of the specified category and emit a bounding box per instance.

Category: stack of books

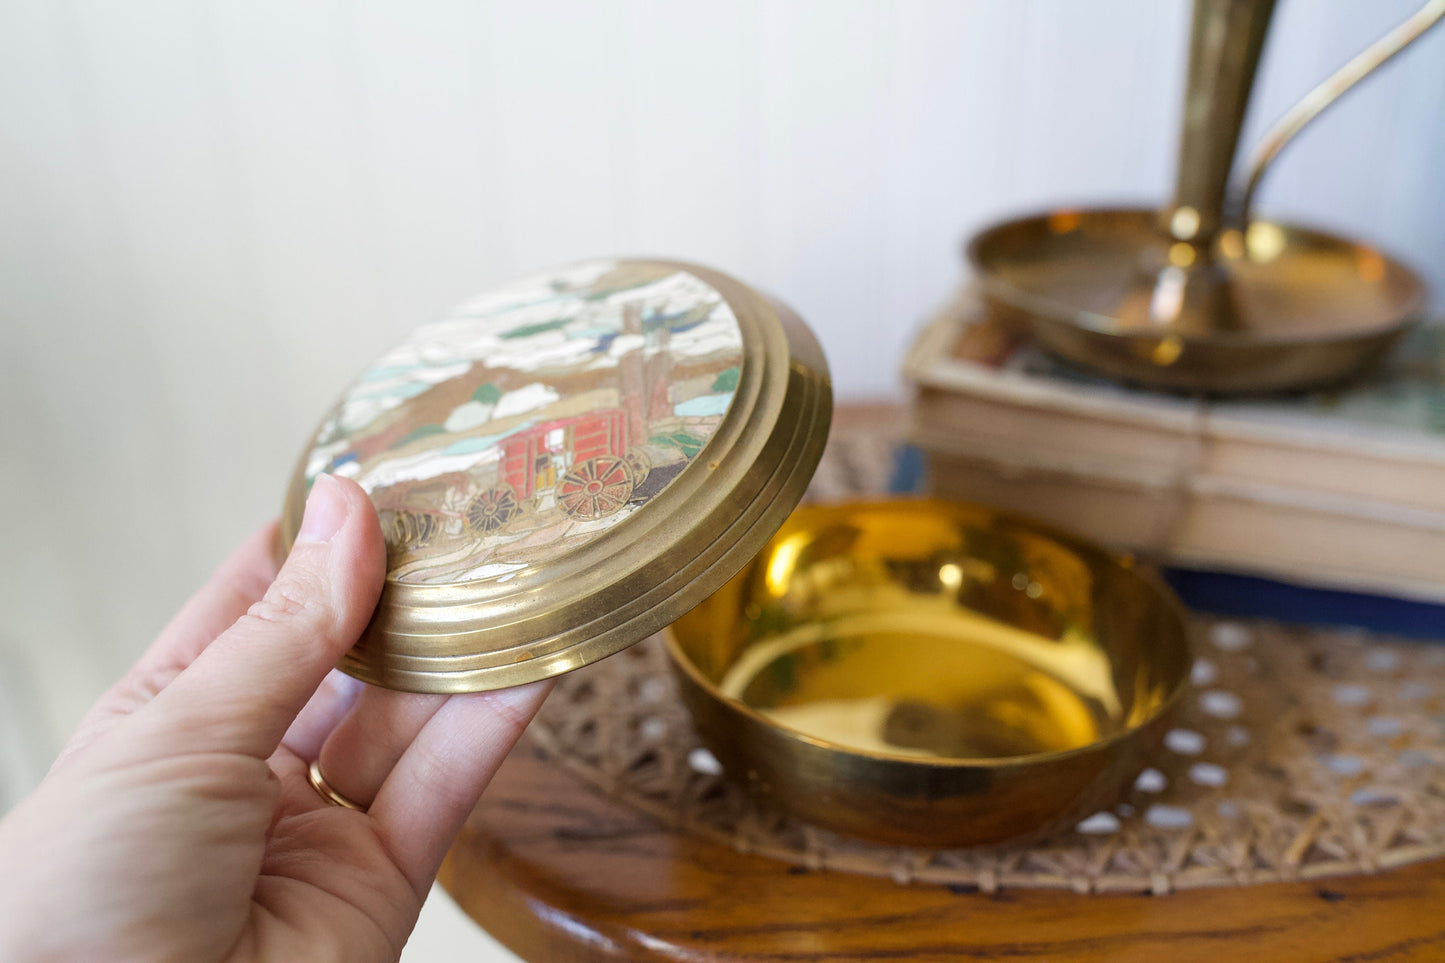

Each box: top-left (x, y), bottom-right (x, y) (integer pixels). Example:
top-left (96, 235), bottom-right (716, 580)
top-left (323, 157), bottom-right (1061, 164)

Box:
top-left (904, 290), bottom-right (1445, 602)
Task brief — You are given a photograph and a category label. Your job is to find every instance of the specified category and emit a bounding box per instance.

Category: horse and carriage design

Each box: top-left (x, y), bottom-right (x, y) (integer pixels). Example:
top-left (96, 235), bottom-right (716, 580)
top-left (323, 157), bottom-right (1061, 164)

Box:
top-left (377, 408), bottom-right (654, 554)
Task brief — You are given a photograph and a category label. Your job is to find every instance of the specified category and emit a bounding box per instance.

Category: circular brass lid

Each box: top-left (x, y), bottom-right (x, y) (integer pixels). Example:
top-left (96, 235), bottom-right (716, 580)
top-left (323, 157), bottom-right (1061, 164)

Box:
top-left (280, 259), bottom-right (832, 692)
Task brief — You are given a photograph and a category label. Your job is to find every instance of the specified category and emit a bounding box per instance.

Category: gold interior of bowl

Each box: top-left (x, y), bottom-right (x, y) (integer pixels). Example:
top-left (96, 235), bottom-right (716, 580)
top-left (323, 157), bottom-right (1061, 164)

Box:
top-left (669, 499), bottom-right (1190, 766)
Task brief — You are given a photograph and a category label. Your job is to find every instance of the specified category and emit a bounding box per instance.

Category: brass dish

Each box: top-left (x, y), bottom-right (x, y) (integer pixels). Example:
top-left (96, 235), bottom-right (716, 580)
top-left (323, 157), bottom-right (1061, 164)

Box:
top-left (665, 499), bottom-right (1191, 847)
top-left (968, 0), bottom-right (1440, 394)
top-left (969, 208), bottom-right (1426, 394)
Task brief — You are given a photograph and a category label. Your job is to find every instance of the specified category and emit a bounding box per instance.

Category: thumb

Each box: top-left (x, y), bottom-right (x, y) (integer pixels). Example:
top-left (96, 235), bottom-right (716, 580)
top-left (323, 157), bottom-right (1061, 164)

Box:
top-left (133, 474), bottom-right (387, 760)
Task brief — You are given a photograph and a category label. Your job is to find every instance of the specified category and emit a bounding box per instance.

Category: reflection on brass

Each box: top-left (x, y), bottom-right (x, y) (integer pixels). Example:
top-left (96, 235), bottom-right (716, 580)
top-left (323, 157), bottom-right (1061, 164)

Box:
top-left (720, 611), bottom-right (1114, 760)
top-left (968, 0), bottom-right (1440, 394)
top-left (666, 500), bottom-right (1191, 847)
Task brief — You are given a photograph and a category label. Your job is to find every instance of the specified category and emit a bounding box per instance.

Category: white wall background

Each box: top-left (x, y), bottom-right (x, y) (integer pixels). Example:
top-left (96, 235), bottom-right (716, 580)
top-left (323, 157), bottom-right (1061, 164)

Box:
top-left (1, 0), bottom-right (1442, 788)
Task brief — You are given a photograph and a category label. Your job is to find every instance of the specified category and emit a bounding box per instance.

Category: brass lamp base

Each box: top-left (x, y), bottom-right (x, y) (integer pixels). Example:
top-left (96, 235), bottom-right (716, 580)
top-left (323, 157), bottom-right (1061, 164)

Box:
top-left (968, 208), bottom-right (1426, 394)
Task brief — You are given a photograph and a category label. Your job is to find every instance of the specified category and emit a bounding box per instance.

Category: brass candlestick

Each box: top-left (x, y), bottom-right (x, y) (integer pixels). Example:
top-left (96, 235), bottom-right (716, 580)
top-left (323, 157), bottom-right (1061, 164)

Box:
top-left (969, 0), bottom-right (1442, 394)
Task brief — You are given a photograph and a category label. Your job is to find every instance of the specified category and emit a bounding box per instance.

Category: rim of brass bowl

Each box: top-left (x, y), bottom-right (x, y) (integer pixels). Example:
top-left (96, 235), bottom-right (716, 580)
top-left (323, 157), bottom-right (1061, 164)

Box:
top-left (663, 498), bottom-right (1192, 848)
top-left (966, 207), bottom-right (1427, 394)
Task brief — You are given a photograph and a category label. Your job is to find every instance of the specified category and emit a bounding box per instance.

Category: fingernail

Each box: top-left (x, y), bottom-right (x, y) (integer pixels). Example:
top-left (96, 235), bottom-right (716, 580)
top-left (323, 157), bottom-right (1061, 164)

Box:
top-left (298, 474), bottom-right (349, 543)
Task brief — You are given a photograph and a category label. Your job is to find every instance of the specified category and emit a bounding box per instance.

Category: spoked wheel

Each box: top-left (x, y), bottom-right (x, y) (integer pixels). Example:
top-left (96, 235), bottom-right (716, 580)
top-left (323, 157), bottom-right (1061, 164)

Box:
top-left (557, 455), bottom-right (635, 519)
top-left (624, 449), bottom-right (652, 488)
top-left (465, 487), bottom-right (521, 534)
top-left (384, 510), bottom-right (443, 553)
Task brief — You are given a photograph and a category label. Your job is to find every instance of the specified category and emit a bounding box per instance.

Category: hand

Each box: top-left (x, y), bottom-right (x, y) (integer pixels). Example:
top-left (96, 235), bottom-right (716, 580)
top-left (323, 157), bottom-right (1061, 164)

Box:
top-left (0, 474), bottom-right (550, 962)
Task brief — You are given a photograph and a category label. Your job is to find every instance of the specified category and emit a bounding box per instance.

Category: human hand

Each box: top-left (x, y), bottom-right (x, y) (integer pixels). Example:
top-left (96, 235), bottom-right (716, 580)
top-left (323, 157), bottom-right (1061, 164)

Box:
top-left (0, 474), bottom-right (550, 962)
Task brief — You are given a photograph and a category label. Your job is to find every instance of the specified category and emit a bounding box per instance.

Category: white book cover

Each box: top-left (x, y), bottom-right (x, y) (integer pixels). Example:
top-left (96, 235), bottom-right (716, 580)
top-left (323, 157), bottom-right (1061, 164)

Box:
top-left (905, 290), bottom-right (1445, 513)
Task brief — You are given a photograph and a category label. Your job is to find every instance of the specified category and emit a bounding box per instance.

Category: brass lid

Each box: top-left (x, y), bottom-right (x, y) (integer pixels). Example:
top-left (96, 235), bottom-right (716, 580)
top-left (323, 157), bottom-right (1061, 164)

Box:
top-left (280, 259), bottom-right (832, 692)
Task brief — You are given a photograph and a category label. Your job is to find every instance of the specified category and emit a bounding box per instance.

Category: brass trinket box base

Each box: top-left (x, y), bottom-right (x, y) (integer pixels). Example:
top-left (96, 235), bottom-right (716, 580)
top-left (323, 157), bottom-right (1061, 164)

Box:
top-left (666, 499), bottom-right (1191, 847)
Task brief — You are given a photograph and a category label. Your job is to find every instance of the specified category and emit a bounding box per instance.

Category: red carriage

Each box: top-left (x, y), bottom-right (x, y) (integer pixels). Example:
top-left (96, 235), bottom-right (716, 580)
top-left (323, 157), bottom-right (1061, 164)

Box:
top-left (375, 408), bottom-right (653, 554)
top-left (463, 409), bottom-right (651, 535)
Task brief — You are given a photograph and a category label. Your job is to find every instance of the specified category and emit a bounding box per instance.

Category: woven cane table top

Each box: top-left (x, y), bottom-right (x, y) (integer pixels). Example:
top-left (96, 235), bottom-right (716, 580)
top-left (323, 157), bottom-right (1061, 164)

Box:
top-left (528, 620), bottom-right (1444, 894)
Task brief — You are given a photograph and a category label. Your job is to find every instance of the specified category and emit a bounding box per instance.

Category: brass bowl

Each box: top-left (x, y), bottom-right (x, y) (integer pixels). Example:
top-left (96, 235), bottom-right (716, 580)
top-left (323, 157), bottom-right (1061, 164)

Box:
top-left (664, 499), bottom-right (1191, 847)
top-left (968, 207), bottom-right (1427, 394)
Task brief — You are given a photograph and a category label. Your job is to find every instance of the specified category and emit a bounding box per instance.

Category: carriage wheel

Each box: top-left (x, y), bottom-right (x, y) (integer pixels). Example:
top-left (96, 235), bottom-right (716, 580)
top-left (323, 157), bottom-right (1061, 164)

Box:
top-left (465, 487), bottom-right (521, 534)
top-left (557, 455), bottom-right (634, 519)
top-left (385, 510), bottom-right (442, 552)
top-left (624, 449), bottom-right (651, 488)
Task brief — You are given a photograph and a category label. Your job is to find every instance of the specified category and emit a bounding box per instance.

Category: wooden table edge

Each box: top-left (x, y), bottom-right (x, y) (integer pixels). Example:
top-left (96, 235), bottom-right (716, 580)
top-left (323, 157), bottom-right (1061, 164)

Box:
top-left (440, 738), bottom-right (1445, 963)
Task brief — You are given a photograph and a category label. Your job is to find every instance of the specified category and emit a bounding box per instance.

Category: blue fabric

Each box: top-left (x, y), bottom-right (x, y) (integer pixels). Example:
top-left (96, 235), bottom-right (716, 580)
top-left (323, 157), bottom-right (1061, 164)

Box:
top-left (888, 444), bottom-right (928, 497)
top-left (1162, 569), bottom-right (1444, 640)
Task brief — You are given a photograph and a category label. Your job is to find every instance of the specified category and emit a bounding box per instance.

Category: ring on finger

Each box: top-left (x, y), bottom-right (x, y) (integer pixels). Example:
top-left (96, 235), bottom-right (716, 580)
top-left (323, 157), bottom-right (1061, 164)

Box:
top-left (307, 758), bottom-right (367, 813)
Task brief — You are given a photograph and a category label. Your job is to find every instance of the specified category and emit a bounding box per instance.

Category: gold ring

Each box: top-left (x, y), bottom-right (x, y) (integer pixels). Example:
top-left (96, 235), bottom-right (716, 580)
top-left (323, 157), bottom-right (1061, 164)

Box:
top-left (307, 759), bottom-right (366, 813)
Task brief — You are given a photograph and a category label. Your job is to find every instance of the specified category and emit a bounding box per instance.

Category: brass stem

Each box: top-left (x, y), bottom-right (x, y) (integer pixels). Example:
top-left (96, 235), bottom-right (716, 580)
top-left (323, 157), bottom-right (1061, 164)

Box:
top-left (1165, 0), bottom-right (1278, 251)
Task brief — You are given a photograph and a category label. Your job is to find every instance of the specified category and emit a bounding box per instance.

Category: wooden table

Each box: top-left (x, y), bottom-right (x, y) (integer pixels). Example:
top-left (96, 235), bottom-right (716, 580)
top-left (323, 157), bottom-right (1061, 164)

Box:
top-left (439, 738), bottom-right (1445, 963)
